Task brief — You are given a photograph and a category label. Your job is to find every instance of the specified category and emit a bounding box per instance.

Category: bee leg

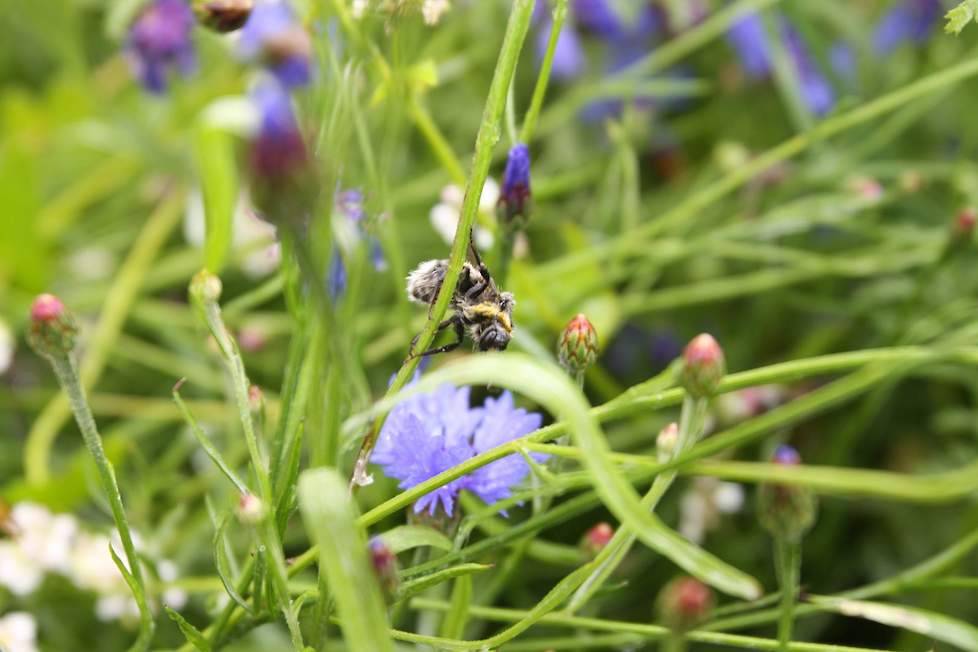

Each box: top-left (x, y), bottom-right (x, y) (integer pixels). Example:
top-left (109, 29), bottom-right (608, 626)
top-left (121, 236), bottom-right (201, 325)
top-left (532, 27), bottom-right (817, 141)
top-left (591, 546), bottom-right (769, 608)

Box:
top-left (408, 317), bottom-right (459, 358)
top-left (412, 319), bottom-right (464, 358)
top-left (464, 263), bottom-right (494, 300)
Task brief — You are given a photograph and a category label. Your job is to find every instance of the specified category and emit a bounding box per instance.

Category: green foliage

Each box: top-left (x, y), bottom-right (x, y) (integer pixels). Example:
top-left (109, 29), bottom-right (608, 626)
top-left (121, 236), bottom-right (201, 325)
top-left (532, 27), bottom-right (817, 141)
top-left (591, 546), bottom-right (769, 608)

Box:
top-left (945, 0), bottom-right (978, 35)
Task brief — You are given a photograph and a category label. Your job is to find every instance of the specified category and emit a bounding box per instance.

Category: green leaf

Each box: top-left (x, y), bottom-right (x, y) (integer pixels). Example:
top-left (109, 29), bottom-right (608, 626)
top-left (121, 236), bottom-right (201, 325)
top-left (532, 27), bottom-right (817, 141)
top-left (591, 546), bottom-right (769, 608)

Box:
top-left (945, 0), bottom-right (978, 35)
top-left (352, 353), bottom-right (761, 600)
top-left (396, 564), bottom-right (492, 602)
top-left (193, 124), bottom-right (238, 274)
top-left (810, 597), bottom-right (978, 652)
top-left (213, 516), bottom-right (252, 616)
top-left (440, 575), bottom-right (472, 639)
top-left (298, 469), bottom-right (394, 652)
top-left (379, 525), bottom-right (453, 554)
top-left (165, 607), bottom-right (212, 652)
top-left (173, 384), bottom-right (250, 495)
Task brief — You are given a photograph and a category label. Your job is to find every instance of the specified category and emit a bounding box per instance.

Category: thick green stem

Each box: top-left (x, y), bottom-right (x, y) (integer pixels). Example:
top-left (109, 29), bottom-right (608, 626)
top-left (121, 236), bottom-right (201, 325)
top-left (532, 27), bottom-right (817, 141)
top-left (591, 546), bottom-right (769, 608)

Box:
top-left (347, 0), bottom-right (536, 490)
top-left (49, 355), bottom-right (155, 652)
top-left (776, 539), bottom-right (801, 651)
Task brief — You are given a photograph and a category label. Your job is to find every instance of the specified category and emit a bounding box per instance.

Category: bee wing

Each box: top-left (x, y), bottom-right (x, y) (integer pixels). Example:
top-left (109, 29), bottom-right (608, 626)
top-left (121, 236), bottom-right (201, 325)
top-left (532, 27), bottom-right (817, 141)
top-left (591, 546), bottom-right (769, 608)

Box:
top-left (466, 228), bottom-right (484, 269)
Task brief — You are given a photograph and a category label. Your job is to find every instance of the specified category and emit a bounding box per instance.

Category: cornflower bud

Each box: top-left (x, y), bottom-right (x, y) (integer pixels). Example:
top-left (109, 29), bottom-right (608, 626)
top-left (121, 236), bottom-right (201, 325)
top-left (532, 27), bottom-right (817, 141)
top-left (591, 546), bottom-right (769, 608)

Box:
top-left (247, 82), bottom-right (316, 225)
top-left (558, 314), bottom-right (598, 377)
top-left (236, 492), bottom-right (266, 524)
top-left (680, 334), bottom-right (725, 399)
top-left (952, 208), bottom-right (976, 240)
top-left (248, 385), bottom-right (263, 413)
top-left (757, 445), bottom-right (817, 542)
top-left (368, 536), bottom-right (400, 598)
top-left (656, 576), bottom-right (714, 632)
top-left (580, 522), bottom-right (614, 560)
top-left (126, 0), bottom-right (195, 94)
top-left (497, 143), bottom-right (532, 223)
top-left (28, 294), bottom-right (78, 360)
top-left (656, 422), bottom-right (679, 462)
top-left (196, 0), bottom-right (253, 32)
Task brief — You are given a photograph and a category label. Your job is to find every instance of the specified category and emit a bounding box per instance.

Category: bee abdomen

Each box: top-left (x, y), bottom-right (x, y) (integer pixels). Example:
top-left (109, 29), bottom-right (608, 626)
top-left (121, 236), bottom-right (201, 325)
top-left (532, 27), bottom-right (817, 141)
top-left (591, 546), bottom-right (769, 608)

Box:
top-left (406, 259), bottom-right (449, 305)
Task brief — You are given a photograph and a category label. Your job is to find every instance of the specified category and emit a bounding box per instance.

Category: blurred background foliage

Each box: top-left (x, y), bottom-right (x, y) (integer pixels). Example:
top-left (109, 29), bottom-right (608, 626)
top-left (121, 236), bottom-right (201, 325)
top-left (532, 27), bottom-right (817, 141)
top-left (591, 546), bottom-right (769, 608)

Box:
top-left (3, 0), bottom-right (978, 650)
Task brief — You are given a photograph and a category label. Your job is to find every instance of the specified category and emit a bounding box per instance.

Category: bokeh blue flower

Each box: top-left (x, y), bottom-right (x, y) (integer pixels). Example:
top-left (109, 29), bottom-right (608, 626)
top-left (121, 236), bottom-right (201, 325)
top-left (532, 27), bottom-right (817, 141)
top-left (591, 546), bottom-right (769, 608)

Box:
top-left (873, 0), bottom-right (942, 54)
top-left (373, 381), bottom-right (545, 516)
top-left (126, 0), bottom-right (195, 93)
top-left (239, 1), bottom-right (313, 88)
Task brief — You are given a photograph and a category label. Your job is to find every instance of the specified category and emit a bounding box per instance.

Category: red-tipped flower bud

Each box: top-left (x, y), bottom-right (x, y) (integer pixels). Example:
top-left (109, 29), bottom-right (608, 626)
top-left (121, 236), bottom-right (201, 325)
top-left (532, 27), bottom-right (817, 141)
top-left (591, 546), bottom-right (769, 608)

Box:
top-left (28, 294), bottom-right (78, 360)
top-left (954, 208), bottom-right (976, 237)
top-left (580, 522), bottom-right (614, 560)
top-left (757, 445), bottom-right (817, 542)
top-left (248, 385), bottom-right (264, 413)
top-left (656, 576), bottom-right (714, 631)
top-left (681, 334), bottom-right (725, 398)
top-left (558, 313), bottom-right (598, 377)
top-left (196, 0), bottom-right (253, 32)
top-left (656, 422), bottom-right (679, 462)
top-left (368, 536), bottom-right (400, 599)
top-left (236, 493), bottom-right (266, 524)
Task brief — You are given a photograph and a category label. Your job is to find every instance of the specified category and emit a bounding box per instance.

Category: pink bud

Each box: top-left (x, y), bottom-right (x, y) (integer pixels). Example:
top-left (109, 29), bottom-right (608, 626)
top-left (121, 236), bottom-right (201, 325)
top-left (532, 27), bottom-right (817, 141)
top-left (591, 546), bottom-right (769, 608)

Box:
top-left (368, 536), bottom-right (400, 598)
top-left (656, 422), bottom-right (679, 462)
top-left (237, 493), bottom-right (266, 524)
top-left (657, 576), bottom-right (714, 631)
top-left (558, 313), bottom-right (598, 376)
top-left (581, 522), bottom-right (614, 560)
top-left (681, 333), bottom-right (725, 398)
top-left (955, 208), bottom-right (976, 235)
top-left (31, 294), bottom-right (65, 322)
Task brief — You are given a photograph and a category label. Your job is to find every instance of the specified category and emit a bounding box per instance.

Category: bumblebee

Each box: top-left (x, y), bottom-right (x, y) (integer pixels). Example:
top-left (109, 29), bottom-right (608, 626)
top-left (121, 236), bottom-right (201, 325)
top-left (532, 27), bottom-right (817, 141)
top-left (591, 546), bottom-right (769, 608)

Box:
top-left (406, 242), bottom-right (514, 357)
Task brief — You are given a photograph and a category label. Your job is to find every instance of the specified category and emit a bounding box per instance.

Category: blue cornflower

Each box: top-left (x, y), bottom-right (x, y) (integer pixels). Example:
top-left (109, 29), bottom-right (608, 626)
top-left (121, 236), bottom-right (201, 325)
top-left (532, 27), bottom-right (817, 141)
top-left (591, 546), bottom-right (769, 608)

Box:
top-left (126, 0), bottom-right (195, 94)
top-left (537, 17), bottom-right (585, 81)
top-left (239, 2), bottom-right (312, 88)
top-left (572, 0), bottom-right (623, 40)
top-left (498, 144), bottom-right (532, 223)
top-left (726, 11), bottom-right (771, 78)
top-left (373, 382), bottom-right (544, 517)
top-left (249, 82), bottom-right (308, 185)
top-left (873, 0), bottom-right (942, 54)
top-left (333, 188), bottom-right (387, 273)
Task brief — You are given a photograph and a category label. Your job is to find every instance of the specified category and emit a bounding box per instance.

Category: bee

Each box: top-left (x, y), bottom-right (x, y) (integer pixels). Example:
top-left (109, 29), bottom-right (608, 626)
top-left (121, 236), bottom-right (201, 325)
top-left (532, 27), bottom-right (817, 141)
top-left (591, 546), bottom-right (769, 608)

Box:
top-left (406, 239), bottom-right (515, 357)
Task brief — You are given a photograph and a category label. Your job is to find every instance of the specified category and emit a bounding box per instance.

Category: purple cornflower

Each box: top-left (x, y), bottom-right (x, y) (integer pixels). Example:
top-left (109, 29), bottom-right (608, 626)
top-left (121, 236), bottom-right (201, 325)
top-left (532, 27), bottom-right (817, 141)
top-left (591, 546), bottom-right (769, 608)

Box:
top-left (498, 144), bottom-right (532, 223)
top-left (126, 0), bottom-right (195, 93)
top-left (373, 382), bottom-right (544, 517)
top-left (238, 2), bottom-right (312, 88)
top-left (572, 0), bottom-right (623, 40)
top-left (726, 11), bottom-right (771, 78)
top-left (249, 82), bottom-right (308, 186)
top-left (773, 444), bottom-right (801, 466)
top-left (537, 18), bottom-right (585, 81)
top-left (781, 21), bottom-right (835, 116)
top-left (873, 0), bottom-right (942, 54)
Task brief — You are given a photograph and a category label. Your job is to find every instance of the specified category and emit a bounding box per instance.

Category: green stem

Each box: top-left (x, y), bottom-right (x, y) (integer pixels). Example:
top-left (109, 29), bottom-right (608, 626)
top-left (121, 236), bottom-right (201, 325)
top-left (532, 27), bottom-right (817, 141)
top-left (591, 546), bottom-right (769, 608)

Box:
top-left (49, 355), bottom-right (155, 652)
top-left (347, 0), bottom-right (536, 490)
top-left (519, 0), bottom-right (567, 144)
top-left (776, 539), bottom-right (801, 651)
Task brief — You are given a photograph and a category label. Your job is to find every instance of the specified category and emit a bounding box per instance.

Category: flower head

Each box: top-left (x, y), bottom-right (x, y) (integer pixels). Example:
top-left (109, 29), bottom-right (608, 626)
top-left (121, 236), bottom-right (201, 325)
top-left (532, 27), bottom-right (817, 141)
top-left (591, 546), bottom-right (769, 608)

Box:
top-left (781, 21), bottom-right (835, 116)
top-left (656, 576), bottom-right (714, 631)
top-left (28, 294), bottom-right (78, 361)
top-left (0, 612), bottom-right (38, 652)
top-left (498, 144), bottom-right (532, 223)
top-left (680, 333), bottom-right (725, 399)
top-left (374, 380), bottom-right (544, 516)
top-left (368, 536), bottom-right (400, 596)
top-left (238, 1), bottom-right (312, 88)
top-left (558, 313), bottom-right (598, 377)
top-left (126, 0), bottom-right (195, 94)
top-left (580, 522), bottom-right (614, 560)
top-left (873, 0), bottom-right (941, 54)
top-left (758, 445), bottom-right (817, 542)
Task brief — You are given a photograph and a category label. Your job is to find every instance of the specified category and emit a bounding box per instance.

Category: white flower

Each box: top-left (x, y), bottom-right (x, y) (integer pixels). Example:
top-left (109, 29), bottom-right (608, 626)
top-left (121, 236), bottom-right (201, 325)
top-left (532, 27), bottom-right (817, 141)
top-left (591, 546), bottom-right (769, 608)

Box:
top-left (96, 594), bottom-right (140, 624)
top-left (0, 543), bottom-right (43, 596)
top-left (422, 0), bottom-right (450, 25)
top-left (429, 180), bottom-right (497, 251)
top-left (351, 0), bottom-right (369, 18)
top-left (679, 478), bottom-right (744, 544)
top-left (714, 385), bottom-right (786, 426)
top-left (0, 612), bottom-right (38, 652)
top-left (184, 190), bottom-right (280, 279)
top-left (10, 503), bottom-right (77, 574)
top-left (64, 247), bottom-right (115, 282)
top-left (0, 502), bottom-right (78, 595)
top-left (0, 318), bottom-right (14, 376)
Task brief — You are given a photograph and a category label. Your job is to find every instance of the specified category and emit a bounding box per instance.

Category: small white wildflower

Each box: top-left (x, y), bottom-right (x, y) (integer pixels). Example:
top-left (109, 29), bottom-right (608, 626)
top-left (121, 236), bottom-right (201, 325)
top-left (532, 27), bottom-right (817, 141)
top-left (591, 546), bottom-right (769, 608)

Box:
top-left (679, 478), bottom-right (744, 544)
top-left (69, 532), bottom-right (126, 595)
top-left (0, 542), bottom-right (43, 596)
top-left (429, 179), bottom-right (497, 250)
top-left (64, 247), bottom-right (115, 282)
top-left (96, 594), bottom-right (140, 624)
top-left (10, 502), bottom-right (78, 574)
top-left (0, 612), bottom-right (38, 652)
top-left (0, 318), bottom-right (15, 375)
top-left (421, 0), bottom-right (450, 25)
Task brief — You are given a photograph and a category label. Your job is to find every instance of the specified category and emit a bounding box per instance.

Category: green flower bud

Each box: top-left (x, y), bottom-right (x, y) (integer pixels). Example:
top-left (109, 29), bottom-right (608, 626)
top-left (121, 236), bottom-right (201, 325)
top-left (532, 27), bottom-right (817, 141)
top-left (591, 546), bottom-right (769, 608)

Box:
top-left (558, 313), bottom-right (598, 377)
top-left (757, 445), bottom-right (817, 542)
top-left (28, 294), bottom-right (78, 360)
top-left (656, 576), bottom-right (714, 632)
top-left (681, 333), bottom-right (725, 399)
